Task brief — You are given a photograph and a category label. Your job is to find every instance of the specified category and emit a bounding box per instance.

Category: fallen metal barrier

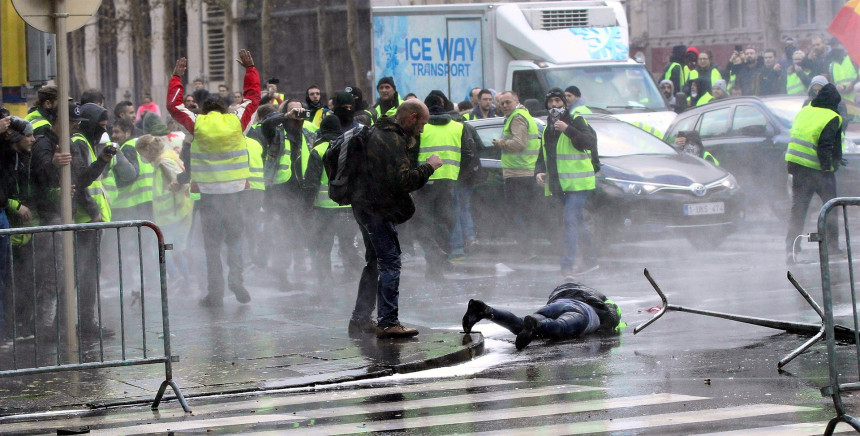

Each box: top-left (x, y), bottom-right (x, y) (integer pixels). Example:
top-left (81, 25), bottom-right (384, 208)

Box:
top-left (814, 198), bottom-right (860, 434)
top-left (633, 269), bottom-right (858, 370)
top-left (0, 220), bottom-right (190, 413)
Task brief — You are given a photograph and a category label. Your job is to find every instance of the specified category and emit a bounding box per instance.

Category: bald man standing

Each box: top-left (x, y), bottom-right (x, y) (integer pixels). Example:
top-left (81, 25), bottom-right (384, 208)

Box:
top-left (347, 100), bottom-right (443, 338)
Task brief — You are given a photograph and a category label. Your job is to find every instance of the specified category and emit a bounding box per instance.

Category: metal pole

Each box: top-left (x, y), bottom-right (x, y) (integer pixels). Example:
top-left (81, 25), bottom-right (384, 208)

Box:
top-left (54, 0), bottom-right (79, 363)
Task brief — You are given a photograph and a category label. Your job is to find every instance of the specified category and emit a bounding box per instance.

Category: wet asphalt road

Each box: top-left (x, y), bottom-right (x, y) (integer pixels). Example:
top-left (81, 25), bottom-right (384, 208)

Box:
top-left (6, 209), bottom-right (860, 434)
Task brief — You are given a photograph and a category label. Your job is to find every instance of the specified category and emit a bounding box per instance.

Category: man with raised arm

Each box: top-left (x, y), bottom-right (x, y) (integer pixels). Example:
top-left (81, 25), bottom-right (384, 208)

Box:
top-left (167, 50), bottom-right (260, 307)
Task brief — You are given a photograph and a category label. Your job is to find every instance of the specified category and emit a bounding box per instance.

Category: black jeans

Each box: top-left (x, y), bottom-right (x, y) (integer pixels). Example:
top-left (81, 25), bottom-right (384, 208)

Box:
top-left (488, 299), bottom-right (592, 339)
top-left (311, 207), bottom-right (362, 282)
top-left (199, 192), bottom-right (245, 297)
top-left (785, 166), bottom-right (839, 253)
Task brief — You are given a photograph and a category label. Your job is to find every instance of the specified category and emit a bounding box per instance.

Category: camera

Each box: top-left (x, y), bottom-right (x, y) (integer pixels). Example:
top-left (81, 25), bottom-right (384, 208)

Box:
top-left (104, 143), bottom-right (118, 155)
top-left (734, 45), bottom-right (743, 52)
top-left (291, 107), bottom-right (309, 119)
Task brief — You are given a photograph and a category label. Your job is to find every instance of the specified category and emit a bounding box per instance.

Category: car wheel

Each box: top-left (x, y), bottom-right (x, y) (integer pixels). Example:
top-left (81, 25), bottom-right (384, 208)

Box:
top-left (685, 227), bottom-right (730, 250)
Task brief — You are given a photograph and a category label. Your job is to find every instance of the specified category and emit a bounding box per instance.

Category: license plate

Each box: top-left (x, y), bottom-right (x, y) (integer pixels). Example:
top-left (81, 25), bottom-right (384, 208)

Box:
top-left (684, 202), bottom-right (725, 216)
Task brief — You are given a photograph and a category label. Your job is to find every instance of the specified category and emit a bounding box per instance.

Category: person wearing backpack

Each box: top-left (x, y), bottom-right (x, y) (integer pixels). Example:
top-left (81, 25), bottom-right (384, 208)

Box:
top-left (347, 100), bottom-right (442, 338)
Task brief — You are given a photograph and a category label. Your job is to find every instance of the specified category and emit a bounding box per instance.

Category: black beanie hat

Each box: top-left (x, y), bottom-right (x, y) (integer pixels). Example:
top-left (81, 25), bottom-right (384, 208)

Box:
top-left (564, 86), bottom-right (581, 98)
top-left (345, 86), bottom-right (367, 110)
top-left (319, 114), bottom-right (342, 138)
top-left (377, 76), bottom-right (396, 91)
top-left (7, 116), bottom-right (33, 144)
top-left (424, 94), bottom-right (446, 115)
top-left (545, 87), bottom-right (568, 109)
top-left (333, 91), bottom-right (355, 108)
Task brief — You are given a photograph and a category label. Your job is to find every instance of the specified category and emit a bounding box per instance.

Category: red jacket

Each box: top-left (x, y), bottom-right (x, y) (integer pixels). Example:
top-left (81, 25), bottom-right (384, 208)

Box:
top-left (167, 67), bottom-right (260, 134)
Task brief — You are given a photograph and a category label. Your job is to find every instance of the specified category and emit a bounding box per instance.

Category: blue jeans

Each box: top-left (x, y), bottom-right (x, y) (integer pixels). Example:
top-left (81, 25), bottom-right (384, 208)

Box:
top-left (352, 208), bottom-right (402, 328)
top-left (0, 211), bottom-right (8, 339)
top-left (561, 191), bottom-right (595, 270)
top-left (449, 185), bottom-right (476, 255)
top-left (489, 299), bottom-right (591, 339)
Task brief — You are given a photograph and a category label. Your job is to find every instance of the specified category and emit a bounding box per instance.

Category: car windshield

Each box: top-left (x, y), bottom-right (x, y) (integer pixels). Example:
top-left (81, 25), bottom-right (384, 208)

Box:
top-left (590, 120), bottom-right (678, 157)
top-left (765, 97), bottom-right (860, 129)
top-left (541, 65), bottom-right (667, 113)
top-left (764, 98), bottom-right (804, 129)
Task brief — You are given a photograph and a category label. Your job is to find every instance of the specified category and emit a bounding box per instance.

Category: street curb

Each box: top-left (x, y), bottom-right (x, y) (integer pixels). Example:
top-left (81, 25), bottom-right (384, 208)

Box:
top-left (59, 332), bottom-right (485, 414)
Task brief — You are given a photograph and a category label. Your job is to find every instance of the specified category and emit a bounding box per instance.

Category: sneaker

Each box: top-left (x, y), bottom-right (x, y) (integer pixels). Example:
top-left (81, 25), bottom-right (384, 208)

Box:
top-left (199, 293), bottom-right (224, 308)
top-left (462, 299), bottom-right (492, 333)
top-left (376, 324), bottom-right (419, 338)
top-left (515, 315), bottom-right (538, 350)
top-left (231, 285), bottom-right (251, 304)
top-left (348, 318), bottom-right (377, 336)
top-left (449, 253), bottom-right (466, 263)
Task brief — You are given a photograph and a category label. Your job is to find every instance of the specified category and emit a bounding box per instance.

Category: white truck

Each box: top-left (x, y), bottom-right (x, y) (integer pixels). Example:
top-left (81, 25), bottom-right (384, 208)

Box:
top-left (372, 0), bottom-right (675, 130)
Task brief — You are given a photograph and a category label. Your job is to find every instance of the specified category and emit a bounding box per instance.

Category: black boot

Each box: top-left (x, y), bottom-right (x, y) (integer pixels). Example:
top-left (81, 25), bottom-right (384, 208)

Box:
top-left (462, 299), bottom-right (492, 333)
top-left (515, 315), bottom-right (538, 350)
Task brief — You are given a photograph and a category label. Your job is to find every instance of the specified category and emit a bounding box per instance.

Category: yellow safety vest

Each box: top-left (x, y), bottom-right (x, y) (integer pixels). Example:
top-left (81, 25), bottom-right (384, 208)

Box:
top-left (786, 72), bottom-right (805, 95)
top-left (189, 112), bottom-right (249, 184)
top-left (151, 156), bottom-right (193, 232)
top-left (71, 133), bottom-right (111, 223)
top-left (102, 138), bottom-right (154, 209)
top-left (312, 141), bottom-right (349, 209)
top-left (501, 108), bottom-right (541, 171)
top-left (702, 151), bottom-right (719, 166)
top-left (664, 62), bottom-right (685, 89)
top-left (25, 109), bottom-right (51, 132)
top-left (274, 126), bottom-right (316, 184)
top-left (688, 68), bottom-right (723, 87)
top-left (696, 92), bottom-right (714, 106)
top-left (571, 106), bottom-right (592, 115)
top-left (831, 55), bottom-right (858, 101)
top-left (246, 136), bottom-right (265, 190)
top-left (372, 96), bottom-right (404, 122)
top-left (785, 105), bottom-right (842, 171)
top-left (541, 115), bottom-right (595, 195)
top-left (419, 120), bottom-right (464, 181)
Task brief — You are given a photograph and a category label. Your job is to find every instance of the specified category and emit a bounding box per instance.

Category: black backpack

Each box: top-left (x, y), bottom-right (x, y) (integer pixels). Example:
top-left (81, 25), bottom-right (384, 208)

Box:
top-left (323, 125), bottom-right (371, 206)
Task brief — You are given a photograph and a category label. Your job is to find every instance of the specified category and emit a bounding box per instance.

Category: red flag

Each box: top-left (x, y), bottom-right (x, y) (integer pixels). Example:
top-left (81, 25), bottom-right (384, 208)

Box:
top-left (829, 0), bottom-right (860, 63)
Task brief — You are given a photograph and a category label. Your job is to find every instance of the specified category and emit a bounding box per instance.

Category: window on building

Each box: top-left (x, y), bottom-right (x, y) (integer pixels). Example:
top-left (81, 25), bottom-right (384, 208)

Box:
top-left (666, 0), bottom-right (682, 31)
top-left (729, 0), bottom-right (745, 29)
top-left (796, 0), bottom-right (817, 25)
top-left (697, 0), bottom-right (714, 30)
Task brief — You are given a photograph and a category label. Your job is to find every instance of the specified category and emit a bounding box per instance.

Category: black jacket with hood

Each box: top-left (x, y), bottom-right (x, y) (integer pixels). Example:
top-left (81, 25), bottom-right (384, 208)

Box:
top-left (547, 282), bottom-right (622, 334)
top-left (70, 103), bottom-right (110, 221)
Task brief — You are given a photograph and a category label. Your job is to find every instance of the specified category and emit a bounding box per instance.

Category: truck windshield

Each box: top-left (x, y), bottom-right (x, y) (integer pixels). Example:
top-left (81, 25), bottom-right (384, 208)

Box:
top-left (522, 65), bottom-right (667, 115)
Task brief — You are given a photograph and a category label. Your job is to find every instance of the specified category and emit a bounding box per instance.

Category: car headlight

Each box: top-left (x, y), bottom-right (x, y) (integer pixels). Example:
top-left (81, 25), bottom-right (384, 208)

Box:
top-left (610, 179), bottom-right (660, 195)
top-left (707, 174), bottom-right (739, 191)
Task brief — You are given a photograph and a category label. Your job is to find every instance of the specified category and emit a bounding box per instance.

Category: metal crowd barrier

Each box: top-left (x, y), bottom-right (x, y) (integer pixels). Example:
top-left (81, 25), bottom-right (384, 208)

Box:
top-left (0, 220), bottom-right (189, 413)
top-left (816, 198), bottom-right (860, 434)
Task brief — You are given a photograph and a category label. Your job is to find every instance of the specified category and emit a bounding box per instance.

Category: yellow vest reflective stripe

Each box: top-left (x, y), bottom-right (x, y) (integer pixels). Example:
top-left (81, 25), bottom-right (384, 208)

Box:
top-left (419, 121), bottom-right (464, 181)
top-left (541, 115), bottom-right (595, 194)
top-left (786, 73), bottom-right (805, 95)
top-left (190, 112), bottom-right (249, 183)
top-left (246, 136), bottom-right (265, 190)
top-left (275, 127), bottom-right (315, 184)
top-left (71, 133), bottom-right (112, 223)
top-left (25, 109), bottom-right (51, 131)
top-left (696, 93), bottom-right (713, 106)
top-left (831, 56), bottom-right (858, 100)
top-left (501, 108), bottom-right (541, 170)
top-left (152, 161), bottom-right (193, 230)
top-left (630, 121), bottom-right (664, 140)
top-left (105, 138), bottom-right (155, 209)
top-left (312, 141), bottom-right (349, 209)
top-left (702, 151), bottom-right (719, 166)
top-left (786, 105), bottom-right (842, 171)
top-left (664, 62), bottom-right (685, 89)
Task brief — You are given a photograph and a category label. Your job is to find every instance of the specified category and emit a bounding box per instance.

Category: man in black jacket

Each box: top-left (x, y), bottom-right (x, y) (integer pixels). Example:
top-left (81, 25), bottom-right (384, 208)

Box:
top-left (348, 100), bottom-right (442, 338)
top-left (462, 282), bottom-right (623, 350)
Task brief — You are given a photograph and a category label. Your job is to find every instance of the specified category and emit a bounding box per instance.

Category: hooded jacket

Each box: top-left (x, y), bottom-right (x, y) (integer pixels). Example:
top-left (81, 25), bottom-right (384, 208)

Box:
top-left (303, 115), bottom-right (343, 208)
top-left (70, 103), bottom-right (110, 221)
top-left (663, 45), bottom-right (687, 94)
top-left (547, 282), bottom-right (622, 334)
top-left (809, 84), bottom-right (843, 172)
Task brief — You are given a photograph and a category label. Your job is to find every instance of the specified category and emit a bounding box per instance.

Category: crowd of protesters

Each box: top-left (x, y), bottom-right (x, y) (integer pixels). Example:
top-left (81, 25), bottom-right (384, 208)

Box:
top-left (658, 36), bottom-right (859, 112)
